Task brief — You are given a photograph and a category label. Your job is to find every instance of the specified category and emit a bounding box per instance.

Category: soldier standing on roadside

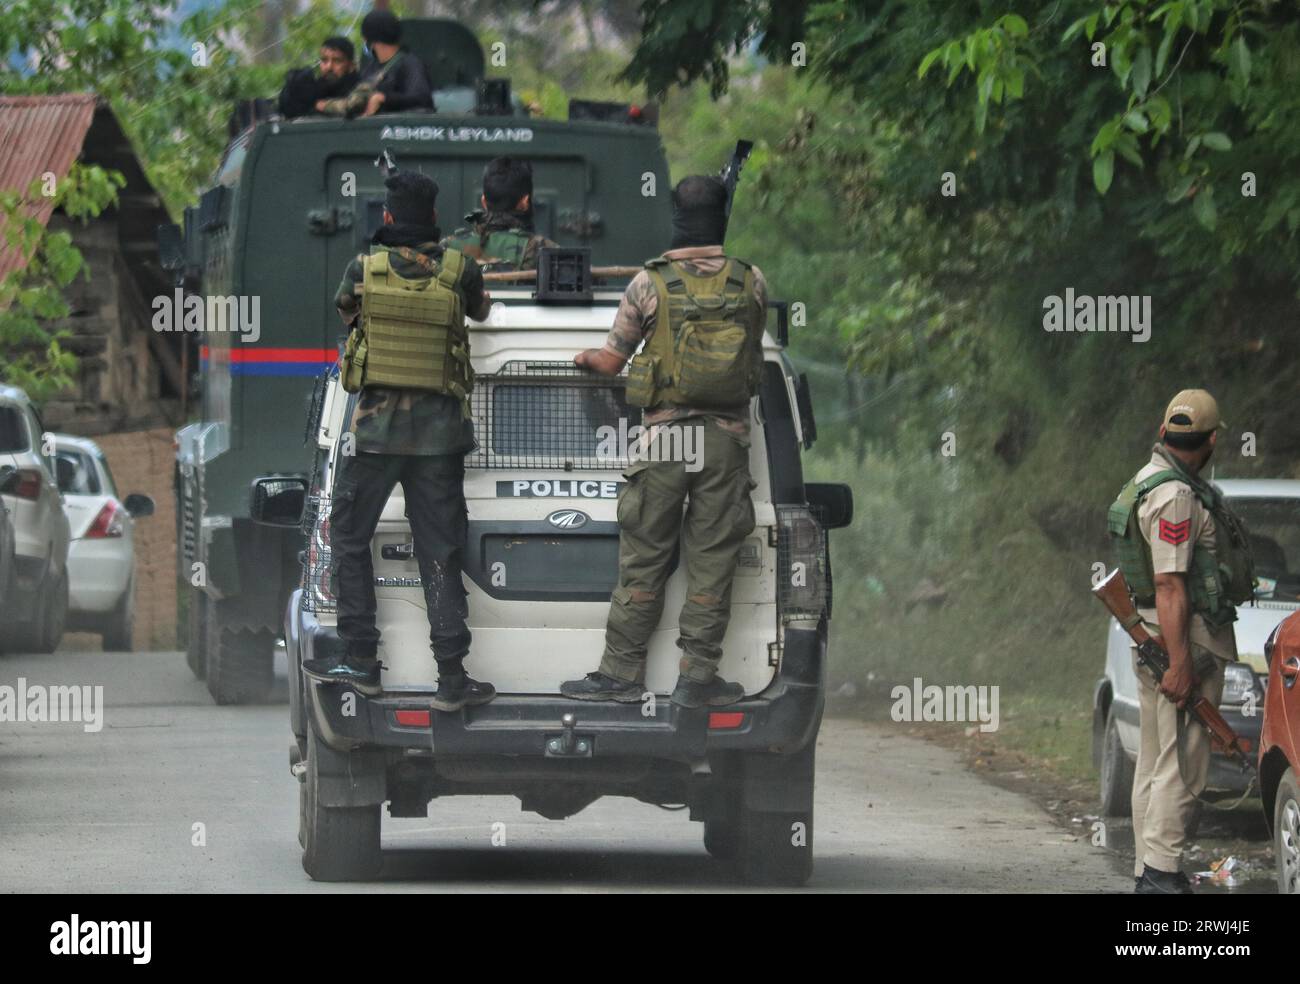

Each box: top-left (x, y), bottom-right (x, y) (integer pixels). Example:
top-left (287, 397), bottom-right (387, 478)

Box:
top-left (1107, 389), bottom-right (1255, 893)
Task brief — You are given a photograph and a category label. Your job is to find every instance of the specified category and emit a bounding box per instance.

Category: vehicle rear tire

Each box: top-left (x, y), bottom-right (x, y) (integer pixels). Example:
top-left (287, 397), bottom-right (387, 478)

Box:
top-left (735, 744), bottom-right (816, 887)
top-left (205, 601), bottom-right (274, 704)
top-left (17, 567), bottom-right (68, 654)
top-left (301, 727), bottom-right (382, 882)
top-left (1275, 768), bottom-right (1300, 895)
top-left (100, 581), bottom-right (134, 652)
top-left (1099, 709), bottom-right (1134, 817)
top-left (186, 587), bottom-right (208, 680)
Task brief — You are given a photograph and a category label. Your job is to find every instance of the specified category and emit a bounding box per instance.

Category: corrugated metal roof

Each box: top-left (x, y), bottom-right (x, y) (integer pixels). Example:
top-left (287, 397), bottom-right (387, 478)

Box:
top-left (0, 93), bottom-right (98, 281)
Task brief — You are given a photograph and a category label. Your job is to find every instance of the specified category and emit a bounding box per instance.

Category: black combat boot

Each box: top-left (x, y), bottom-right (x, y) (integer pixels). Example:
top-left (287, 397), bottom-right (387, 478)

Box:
top-left (560, 672), bottom-right (643, 702)
top-left (302, 643), bottom-right (383, 697)
top-left (671, 673), bottom-right (744, 708)
top-left (430, 673), bottom-right (497, 712)
top-left (1135, 865), bottom-right (1193, 894)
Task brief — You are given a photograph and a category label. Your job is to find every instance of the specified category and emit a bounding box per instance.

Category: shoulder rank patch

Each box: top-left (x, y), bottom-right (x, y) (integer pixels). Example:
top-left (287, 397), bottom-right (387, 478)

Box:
top-left (1159, 517), bottom-right (1192, 545)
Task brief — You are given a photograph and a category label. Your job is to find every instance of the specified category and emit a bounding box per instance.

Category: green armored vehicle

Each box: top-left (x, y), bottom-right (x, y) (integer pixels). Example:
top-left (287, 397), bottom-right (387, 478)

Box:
top-left (168, 20), bottom-right (671, 703)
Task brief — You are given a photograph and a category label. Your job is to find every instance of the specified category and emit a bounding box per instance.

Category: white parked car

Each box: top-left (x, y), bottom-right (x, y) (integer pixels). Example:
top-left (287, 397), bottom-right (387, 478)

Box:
top-left (53, 434), bottom-right (154, 651)
top-left (0, 384), bottom-right (70, 653)
top-left (1094, 479), bottom-right (1300, 814)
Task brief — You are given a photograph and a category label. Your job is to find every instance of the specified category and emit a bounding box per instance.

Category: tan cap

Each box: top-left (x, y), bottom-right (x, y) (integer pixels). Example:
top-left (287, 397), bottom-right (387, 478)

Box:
top-left (1163, 389), bottom-right (1225, 432)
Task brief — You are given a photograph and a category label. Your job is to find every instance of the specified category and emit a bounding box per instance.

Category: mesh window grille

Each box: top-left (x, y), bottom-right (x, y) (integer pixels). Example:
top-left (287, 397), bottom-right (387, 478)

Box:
top-left (775, 504), bottom-right (829, 620)
top-left (466, 361), bottom-right (640, 471)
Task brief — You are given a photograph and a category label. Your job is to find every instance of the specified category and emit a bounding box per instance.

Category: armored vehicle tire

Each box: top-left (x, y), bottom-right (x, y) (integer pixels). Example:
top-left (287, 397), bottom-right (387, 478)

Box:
top-left (185, 587), bottom-right (208, 679)
top-left (1099, 710), bottom-right (1134, 818)
top-left (11, 567), bottom-right (67, 654)
top-left (205, 602), bottom-right (275, 704)
top-left (301, 727), bottom-right (382, 882)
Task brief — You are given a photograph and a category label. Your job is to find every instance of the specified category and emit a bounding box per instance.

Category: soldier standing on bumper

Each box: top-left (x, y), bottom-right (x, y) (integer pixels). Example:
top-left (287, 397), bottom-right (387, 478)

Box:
top-left (1108, 389), bottom-right (1254, 894)
top-left (440, 157), bottom-right (557, 271)
top-left (561, 175), bottom-right (767, 708)
top-left (303, 171), bottom-right (496, 712)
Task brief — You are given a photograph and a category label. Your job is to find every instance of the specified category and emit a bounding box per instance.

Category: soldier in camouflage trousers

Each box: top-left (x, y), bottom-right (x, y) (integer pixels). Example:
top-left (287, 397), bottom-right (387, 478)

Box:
top-left (440, 157), bottom-right (557, 271)
top-left (302, 172), bottom-right (495, 713)
top-left (561, 176), bottom-right (768, 709)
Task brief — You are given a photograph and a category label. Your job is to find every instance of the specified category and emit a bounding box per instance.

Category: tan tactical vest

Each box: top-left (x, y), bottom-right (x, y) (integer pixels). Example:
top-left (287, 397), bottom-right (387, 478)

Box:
top-left (342, 246), bottom-right (473, 411)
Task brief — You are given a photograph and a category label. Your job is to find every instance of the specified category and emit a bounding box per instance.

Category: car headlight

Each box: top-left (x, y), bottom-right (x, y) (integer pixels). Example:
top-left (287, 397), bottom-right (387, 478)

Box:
top-left (1222, 662), bottom-right (1258, 707)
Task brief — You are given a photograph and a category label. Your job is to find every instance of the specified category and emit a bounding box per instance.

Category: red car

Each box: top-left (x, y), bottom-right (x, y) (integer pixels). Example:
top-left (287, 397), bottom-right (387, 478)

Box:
top-left (1262, 611), bottom-right (1300, 893)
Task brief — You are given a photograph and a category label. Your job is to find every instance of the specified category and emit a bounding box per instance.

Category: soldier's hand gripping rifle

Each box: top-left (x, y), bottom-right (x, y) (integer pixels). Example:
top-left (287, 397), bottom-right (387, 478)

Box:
top-left (1093, 568), bottom-right (1255, 772)
top-left (718, 139), bottom-right (754, 244)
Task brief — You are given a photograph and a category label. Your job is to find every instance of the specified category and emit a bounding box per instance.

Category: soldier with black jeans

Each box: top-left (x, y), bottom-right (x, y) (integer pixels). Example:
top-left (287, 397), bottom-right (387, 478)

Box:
top-left (302, 172), bottom-right (495, 712)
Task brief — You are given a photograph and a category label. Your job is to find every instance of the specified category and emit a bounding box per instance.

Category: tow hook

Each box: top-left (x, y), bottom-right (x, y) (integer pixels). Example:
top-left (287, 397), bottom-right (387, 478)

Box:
top-left (546, 712), bottom-right (592, 758)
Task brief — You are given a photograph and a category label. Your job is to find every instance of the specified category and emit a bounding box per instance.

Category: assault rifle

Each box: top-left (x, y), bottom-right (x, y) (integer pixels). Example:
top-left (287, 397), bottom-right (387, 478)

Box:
top-left (718, 138), bottom-right (753, 243)
top-left (1093, 568), bottom-right (1254, 772)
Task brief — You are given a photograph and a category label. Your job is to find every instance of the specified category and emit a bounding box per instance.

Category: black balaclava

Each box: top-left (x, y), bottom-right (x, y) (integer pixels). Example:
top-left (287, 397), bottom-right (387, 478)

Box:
top-left (669, 174), bottom-right (728, 249)
top-left (375, 172), bottom-right (440, 245)
top-left (361, 10), bottom-right (401, 46)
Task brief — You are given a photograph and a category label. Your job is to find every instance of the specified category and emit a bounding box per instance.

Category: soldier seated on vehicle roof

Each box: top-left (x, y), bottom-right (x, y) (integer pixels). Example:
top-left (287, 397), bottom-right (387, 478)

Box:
top-left (440, 158), bottom-right (558, 272)
top-left (317, 10), bottom-right (434, 119)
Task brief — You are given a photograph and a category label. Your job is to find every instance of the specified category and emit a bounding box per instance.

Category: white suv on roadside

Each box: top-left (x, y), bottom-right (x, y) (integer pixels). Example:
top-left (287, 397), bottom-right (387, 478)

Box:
top-left (0, 384), bottom-right (70, 653)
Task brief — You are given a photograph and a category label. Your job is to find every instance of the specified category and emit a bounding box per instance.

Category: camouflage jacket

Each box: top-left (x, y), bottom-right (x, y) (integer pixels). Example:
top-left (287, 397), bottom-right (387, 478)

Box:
top-left (602, 245), bottom-right (768, 442)
top-left (334, 239), bottom-right (489, 456)
top-left (440, 211), bottom-right (556, 271)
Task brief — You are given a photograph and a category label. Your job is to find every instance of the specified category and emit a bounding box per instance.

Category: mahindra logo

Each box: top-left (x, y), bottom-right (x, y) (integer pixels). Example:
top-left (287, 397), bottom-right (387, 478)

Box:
top-left (547, 509), bottom-right (589, 529)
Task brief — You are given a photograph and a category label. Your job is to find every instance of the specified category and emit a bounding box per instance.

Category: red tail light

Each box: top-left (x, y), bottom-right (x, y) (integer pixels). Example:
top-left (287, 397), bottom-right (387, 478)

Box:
top-left (708, 712), bottom-right (746, 730)
top-left (9, 468), bottom-right (43, 500)
top-left (86, 501), bottom-right (125, 538)
top-left (394, 709), bottom-right (431, 728)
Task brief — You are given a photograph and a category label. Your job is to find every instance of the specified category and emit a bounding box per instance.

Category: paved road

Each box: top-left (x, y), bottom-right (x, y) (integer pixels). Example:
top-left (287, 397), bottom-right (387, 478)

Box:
top-left (0, 649), bottom-right (1131, 892)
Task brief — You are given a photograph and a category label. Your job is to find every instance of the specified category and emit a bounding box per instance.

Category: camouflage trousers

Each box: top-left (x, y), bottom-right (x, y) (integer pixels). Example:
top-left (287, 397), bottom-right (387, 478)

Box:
top-left (599, 419), bottom-right (756, 685)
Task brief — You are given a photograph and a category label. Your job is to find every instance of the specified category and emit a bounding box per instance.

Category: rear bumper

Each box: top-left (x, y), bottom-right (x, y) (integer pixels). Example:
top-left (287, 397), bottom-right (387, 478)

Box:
top-left (67, 538), bottom-right (131, 613)
top-left (301, 617), bottom-right (825, 762)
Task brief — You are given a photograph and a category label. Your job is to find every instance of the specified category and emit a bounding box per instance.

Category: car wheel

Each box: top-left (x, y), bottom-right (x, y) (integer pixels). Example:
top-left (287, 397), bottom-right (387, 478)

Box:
top-left (205, 600), bottom-right (275, 705)
top-left (1099, 709), bottom-right (1134, 817)
top-left (186, 587), bottom-right (209, 680)
top-left (31, 567), bottom-right (67, 654)
top-left (100, 581), bottom-right (134, 652)
top-left (301, 726), bottom-right (382, 882)
top-left (1275, 768), bottom-right (1300, 895)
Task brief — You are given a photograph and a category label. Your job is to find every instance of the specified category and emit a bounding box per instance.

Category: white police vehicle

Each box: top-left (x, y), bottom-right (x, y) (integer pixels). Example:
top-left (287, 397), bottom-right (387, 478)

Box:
top-left (265, 256), bottom-right (851, 885)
